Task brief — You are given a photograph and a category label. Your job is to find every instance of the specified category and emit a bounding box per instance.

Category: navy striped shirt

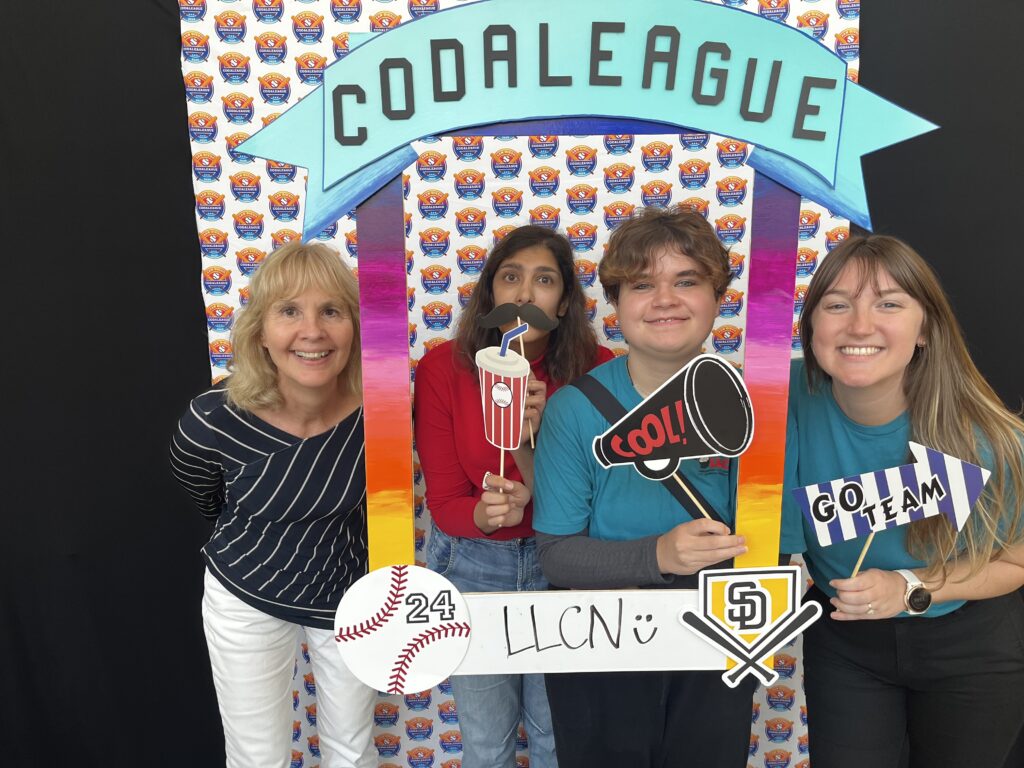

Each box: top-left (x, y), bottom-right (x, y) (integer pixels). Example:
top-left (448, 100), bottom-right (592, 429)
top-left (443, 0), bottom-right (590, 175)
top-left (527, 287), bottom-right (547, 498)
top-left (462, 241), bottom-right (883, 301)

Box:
top-left (169, 383), bottom-right (368, 629)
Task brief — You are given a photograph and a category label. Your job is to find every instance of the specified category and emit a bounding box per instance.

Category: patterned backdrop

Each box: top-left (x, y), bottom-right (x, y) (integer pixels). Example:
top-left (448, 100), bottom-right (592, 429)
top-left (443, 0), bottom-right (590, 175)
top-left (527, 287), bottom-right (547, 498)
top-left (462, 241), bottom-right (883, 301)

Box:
top-left (180, 1), bottom-right (859, 766)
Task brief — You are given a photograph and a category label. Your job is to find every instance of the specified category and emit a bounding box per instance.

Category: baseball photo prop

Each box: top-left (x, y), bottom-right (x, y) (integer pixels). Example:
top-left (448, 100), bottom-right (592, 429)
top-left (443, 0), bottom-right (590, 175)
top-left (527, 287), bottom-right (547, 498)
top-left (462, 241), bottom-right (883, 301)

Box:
top-left (335, 565), bottom-right (472, 694)
top-left (793, 442), bottom-right (992, 575)
top-left (593, 353), bottom-right (754, 481)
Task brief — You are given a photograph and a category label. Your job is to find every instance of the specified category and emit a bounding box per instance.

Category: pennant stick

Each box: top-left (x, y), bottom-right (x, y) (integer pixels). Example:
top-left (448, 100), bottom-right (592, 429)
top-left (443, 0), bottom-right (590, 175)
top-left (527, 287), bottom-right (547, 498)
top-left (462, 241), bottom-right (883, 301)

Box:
top-left (517, 315), bottom-right (536, 449)
top-left (850, 530), bottom-right (875, 578)
top-left (671, 472), bottom-right (712, 520)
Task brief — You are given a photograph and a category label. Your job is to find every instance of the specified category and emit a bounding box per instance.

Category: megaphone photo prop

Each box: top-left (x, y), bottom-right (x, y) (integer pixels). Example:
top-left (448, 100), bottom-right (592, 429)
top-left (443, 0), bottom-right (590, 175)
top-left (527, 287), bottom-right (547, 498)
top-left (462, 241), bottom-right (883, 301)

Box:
top-left (593, 354), bottom-right (754, 481)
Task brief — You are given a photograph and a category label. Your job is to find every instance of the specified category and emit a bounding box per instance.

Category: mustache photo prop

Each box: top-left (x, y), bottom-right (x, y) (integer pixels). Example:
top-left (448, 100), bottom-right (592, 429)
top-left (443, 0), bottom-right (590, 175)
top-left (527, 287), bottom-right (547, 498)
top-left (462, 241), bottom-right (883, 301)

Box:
top-left (593, 354), bottom-right (754, 481)
top-left (478, 302), bottom-right (559, 331)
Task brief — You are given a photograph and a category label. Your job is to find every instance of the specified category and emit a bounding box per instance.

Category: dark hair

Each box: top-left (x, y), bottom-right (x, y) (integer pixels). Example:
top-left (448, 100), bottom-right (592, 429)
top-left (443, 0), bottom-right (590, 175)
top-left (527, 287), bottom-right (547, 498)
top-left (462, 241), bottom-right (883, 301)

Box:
top-left (454, 225), bottom-right (599, 385)
top-left (599, 206), bottom-right (732, 303)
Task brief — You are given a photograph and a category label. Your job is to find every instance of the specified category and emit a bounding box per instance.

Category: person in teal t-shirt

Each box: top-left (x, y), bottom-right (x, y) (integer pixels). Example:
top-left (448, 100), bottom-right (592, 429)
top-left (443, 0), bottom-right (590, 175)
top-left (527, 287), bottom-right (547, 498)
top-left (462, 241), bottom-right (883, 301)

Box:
top-left (534, 207), bottom-right (798, 768)
top-left (785, 235), bottom-right (1024, 768)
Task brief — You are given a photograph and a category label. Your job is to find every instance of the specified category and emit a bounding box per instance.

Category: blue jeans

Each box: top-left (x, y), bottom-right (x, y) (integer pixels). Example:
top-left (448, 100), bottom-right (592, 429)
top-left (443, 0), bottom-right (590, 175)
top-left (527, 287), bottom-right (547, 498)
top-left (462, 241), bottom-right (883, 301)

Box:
top-left (426, 522), bottom-right (558, 768)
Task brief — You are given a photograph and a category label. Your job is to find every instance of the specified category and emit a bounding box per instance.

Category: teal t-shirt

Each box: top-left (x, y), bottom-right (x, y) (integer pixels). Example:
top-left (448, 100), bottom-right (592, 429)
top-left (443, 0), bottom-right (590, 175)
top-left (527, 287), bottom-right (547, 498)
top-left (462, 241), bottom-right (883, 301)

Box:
top-left (784, 359), bottom-right (964, 617)
top-left (534, 355), bottom-right (805, 555)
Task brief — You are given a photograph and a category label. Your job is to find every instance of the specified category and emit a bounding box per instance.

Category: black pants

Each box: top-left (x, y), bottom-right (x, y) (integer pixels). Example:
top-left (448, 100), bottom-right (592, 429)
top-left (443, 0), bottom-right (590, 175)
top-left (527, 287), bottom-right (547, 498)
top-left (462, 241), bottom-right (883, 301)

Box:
top-left (545, 668), bottom-right (755, 768)
top-left (803, 586), bottom-right (1024, 768)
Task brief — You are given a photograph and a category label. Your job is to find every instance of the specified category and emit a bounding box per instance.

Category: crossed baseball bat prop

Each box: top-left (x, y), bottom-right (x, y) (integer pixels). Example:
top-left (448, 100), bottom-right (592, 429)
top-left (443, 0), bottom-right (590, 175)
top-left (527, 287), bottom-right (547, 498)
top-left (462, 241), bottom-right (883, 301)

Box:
top-left (681, 601), bottom-right (823, 687)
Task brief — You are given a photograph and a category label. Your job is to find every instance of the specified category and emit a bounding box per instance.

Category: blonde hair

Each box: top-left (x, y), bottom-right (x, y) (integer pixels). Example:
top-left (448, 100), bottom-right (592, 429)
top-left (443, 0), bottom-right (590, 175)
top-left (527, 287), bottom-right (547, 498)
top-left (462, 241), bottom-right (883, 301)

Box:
top-left (226, 242), bottom-right (361, 411)
top-left (799, 235), bottom-right (1024, 580)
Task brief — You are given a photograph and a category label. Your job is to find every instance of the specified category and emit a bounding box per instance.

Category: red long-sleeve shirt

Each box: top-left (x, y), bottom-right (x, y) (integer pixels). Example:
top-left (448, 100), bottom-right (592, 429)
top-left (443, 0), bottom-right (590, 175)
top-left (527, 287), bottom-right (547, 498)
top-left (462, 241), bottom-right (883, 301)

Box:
top-left (414, 340), bottom-right (615, 540)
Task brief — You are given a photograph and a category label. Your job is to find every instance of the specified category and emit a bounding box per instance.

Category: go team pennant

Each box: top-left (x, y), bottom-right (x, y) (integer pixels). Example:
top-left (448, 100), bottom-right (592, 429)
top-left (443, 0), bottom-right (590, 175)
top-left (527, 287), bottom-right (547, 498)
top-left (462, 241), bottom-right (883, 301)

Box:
top-left (793, 442), bottom-right (992, 548)
top-left (238, 0), bottom-right (937, 238)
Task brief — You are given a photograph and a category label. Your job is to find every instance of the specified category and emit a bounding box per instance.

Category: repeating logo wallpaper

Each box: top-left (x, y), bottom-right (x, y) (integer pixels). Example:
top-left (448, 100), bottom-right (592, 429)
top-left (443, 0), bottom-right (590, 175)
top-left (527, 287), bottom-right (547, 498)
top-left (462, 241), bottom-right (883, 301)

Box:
top-left (181, 1), bottom-right (859, 765)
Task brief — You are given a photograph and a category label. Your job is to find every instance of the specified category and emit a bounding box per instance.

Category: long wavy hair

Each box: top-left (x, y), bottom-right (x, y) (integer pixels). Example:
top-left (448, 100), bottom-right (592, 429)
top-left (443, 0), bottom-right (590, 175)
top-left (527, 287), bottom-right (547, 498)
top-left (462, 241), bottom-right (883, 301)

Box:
top-left (226, 242), bottom-right (361, 411)
top-left (799, 235), bottom-right (1024, 579)
top-left (454, 225), bottom-right (599, 385)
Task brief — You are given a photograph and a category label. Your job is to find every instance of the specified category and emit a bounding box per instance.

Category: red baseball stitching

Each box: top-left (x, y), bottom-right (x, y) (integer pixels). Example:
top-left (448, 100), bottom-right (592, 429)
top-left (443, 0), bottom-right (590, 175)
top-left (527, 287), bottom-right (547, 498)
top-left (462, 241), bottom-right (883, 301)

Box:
top-left (334, 565), bottom-right (409, 642)
top-left (387, 621), bottom-right (472, 694)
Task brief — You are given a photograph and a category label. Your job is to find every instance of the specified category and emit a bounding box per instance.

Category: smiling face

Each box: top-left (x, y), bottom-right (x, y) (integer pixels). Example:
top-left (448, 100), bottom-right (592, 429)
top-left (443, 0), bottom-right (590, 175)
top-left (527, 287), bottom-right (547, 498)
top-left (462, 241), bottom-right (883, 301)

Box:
top-left (261, 286), bottom-right (354, 403)
top-left (489, 244), bottom-right (567, 350)
top-left (810, 260), bottom-right (926, 410)
top-left (614, 246), bottom-right (719, 369)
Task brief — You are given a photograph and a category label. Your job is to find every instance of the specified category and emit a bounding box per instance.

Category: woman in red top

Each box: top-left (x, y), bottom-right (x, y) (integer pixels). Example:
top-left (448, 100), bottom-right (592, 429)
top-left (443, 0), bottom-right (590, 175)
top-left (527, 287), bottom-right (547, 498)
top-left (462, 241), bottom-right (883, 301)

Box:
top-left (414, 225), bottom-right (613, 768)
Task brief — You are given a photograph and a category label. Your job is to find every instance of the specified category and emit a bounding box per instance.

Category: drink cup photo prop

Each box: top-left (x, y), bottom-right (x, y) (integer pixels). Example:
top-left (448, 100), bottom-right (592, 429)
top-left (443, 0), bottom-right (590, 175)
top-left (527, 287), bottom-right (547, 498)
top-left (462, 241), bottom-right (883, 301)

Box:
top-left (593, 354), bottom-right (754, 481)
top-left (476, 325), bottom-right (531, 479)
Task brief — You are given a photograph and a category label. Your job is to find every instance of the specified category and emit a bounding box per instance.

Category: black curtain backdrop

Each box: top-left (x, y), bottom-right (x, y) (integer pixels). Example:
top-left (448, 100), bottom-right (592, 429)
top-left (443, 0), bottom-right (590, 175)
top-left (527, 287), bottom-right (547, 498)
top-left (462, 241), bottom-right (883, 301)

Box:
top-left (1, 1), bottom-right (1020, 764)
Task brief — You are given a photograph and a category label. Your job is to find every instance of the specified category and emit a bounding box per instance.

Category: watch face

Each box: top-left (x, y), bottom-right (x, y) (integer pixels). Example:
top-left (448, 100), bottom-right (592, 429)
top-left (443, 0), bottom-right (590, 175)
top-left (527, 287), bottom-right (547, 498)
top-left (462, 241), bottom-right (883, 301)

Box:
top-left (908, 587), bottom-right (932, 613)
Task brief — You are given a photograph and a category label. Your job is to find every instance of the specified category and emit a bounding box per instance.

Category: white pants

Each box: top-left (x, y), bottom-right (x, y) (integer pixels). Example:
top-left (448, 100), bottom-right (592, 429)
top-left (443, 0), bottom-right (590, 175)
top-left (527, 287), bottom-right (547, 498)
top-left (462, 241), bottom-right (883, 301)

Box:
top-left (202, 570), bottom-right (377, 768)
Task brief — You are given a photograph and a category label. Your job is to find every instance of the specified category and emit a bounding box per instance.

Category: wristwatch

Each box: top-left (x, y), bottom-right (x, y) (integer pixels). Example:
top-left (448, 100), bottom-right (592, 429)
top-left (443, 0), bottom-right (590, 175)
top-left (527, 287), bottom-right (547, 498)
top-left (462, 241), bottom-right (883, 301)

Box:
top-left (895, 569), bottom-right (932, 615)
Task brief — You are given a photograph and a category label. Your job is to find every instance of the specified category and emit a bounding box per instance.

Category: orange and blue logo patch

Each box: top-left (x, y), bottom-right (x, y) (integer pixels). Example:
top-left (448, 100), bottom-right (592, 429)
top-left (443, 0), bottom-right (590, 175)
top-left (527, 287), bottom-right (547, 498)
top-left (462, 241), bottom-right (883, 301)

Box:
top-left (749, 733), bottom-right (759, 756)
top-left (719, 288), bottom-right (744, 318)
top-left (258, 73), bottom-right (291, 105)
top-left (455, 207), bottom-right (487, 237)
top-left (798, 734), bottom-right (809, 754)
top-left (407, 285), bottom-right (417, 311)
top-left (269, 191), bottom-right (300, 221)
top-left (266, 159), bottom-right (296, 182)
top-left (192, 151), bottom-right (222, 182)
top-left (728, 251), bottom-right (746, 280)
top-left (253, 0), bottom-right (284, 23)
top-left (825, 225), bottom-right (850, 251)
top-left (292, 12), bottom-right (325, 44)
top-left (374, 733), bottom-right (401, 757)
top-left (409, 0), bottom-right (440, 19)
top-left (641, 180), bottom-right (672, 208)
top-left (337, 228), bottom-right (354, 258)
top-left (414, 527), bottom-right (425, 551)
top-left (847, 68), bottom-right (859, 84)
top-left (332, 32), bottom-right (350, 59)
top-left (369, 10), bottom-right (402, 31)
top-left (307, 734), bottom-right (321, 758)
top-left (421, 265), bottom-right (452, 295)
top-left (836, 0), bottom-right (860, 19)
top-left (222, 92), bottom-right (255, 124)
top-left (678, 159), bottom-right (711, 190)
top-left (295, 52), bottom-right (327, 85)
top-left (716, 139), bottom-right (749, 168)
top-left (203, 266), bottom-right (232, 295)
top-left (758, 0), bottom-right (789, 23)
top-left (452, 136), bottom-right (484, 161)
top-left (181, 30), bottom-right (210, 63)
top-left (239, 286), bottom-right (251, 306)
top-left (799, 705), bottom-right (808, 726)
top-left (765, 717), bottom-right (794, 743)
top-left (834, 28), bottom-right (860, 61)
top-left (271, 228), bottom-right (301, 250)
top-left (225, 132), bottom-right (253, 164)
top-left (516, 723), bottom-right (529, 751)
top-left (515, 757), bottom-right (529, 768)
top-left (752, 701), bottom-right (761, 723)
top-left (791, 320), bottom-right (801, 350)
top-left (453, 169), bottom-right (484, 200)
top-left (773, 652), bottom-right (797, 679)
top-left (291, 720), bottom-right (301, 742)
top-left (184, 71), bottom-right (214, 102)
top-left (641, 140), bottom-right (673, 172)
top-left (796, 247), bottom-right (818, 277)
top-left (455, 280), bottom-right (474, 306)
top-left (584, 296), bottom-right (598, 322)
top-left (214, 11), bottom-right (246, 43)
top-left (305, 702), bottom-right (317, 726)
top-left (236, 247), bottom-right (266, 277)
top-left (766, 684), bottom-right (796, 711)
top-left (712, 324), bottom-right (743, 353)
top-left (218, 52), bottom-right (250, 84)
top-left (680, 196), bottom-right (710, 219)
top-left (796, 760), bottom-right (810, 768)
top-left (716, 176), bottom-right (748, 207)
top-left (374, 701), bottom-right (400, 727)
top-left (529, 205), bottom-right (560, 229)
top-left (209, 339), bottom-right (233, 367)
top-left (797, 10), bottom-right (829, 40)
top-left (291, 689), bottom-right (299, 710)
top-left (255, 31), bottom-right (288, 64)
top-left (405, 211), bottom-right (413, 237)
top-left (289, 750), bottom-right (303, 768)
top-left (407, 747), bottom-right (435, 768)
top-left (206, 303), bottom-right (234, 332)
top-left (179, 0), bottom-right (206, 22)
top-left (715, 214), bottom-right (746, 244)
top-left (302, 672), bottom-right (316, 696)
top-left (406, 248), bottom-right (415, 275)
top-left (565, 183), bottom-right (598, 214)
top-left (794, 285), bottom-right (807, 313)
top-left (331, 0), bottom-right (361, 24)
top-left (422, 301), bottom-right (453, 330)
top-left (573, 258), bottom-right (598, 287)
top-left (417, 189), bottom-right (449, 221)
top-left (437, 699), bottom-right (458, 724)
top-left (764, 748), bottom-right (792, 768)
top-left (491, 188), bottom-right (523, 219)
top-left (438, 731), bottom-right (463, 754)
top-left (417, 150), bottom-right (447, 182)
top-left (199, 228), bottom-right (229, 258)
top-left (437, 678), bottom-right (453, 696)
top-left (405, 716), bottom-right (433, 740)
top-left (604, 134), bottom-right (634, 155)
top-left (604, 201), bottom-right (636, 230)
top-left (229, 171), bottom-right (261, 202)
top-left (493, 224), bottom-right (517, 243)
top-left (528, 166), bottom-right (560, 197)
top-left (602, 313), bottom-right (623, 342)
top-left (528, 135), bottom-right (558, 159)
top-left (490, 148), bottom-right (523, 180)
top-left (679, 130), bottom-right (710, 151)
top-left (440, 762), bottom-right (459, 768)
top-left (566, 144), bottom-right (598, 176)
top-left (566, 221), bottom-right (598, 252)
top-left (603, 162), bottom-right (635, 193)
top-left (456, 245), bottom-right (485, 274)
top-left (797, 209), bottom-right (820, 240)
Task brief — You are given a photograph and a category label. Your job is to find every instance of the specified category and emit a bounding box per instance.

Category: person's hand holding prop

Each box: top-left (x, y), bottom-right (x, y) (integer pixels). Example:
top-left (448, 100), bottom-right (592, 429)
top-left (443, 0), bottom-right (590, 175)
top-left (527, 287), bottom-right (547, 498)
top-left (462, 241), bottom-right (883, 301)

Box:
top-left (474, 472), bottom-right (531, 533)
top-left (478, 302), bottom-right (559, 448)
top-left (791, 442), bottom-right (991, 618)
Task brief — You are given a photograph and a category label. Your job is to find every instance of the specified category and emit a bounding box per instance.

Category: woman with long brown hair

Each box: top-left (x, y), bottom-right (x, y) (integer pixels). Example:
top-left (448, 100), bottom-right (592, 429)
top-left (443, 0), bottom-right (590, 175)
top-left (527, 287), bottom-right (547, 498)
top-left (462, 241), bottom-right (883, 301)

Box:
top-left (786, 235), bottom-right (1024, 768)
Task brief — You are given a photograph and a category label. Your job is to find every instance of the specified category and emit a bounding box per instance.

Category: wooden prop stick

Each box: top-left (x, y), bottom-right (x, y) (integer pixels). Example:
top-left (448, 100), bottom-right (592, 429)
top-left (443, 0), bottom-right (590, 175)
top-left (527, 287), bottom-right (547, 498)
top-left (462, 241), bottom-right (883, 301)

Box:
top-left (516, 315), bottom-right (536, 449)
top-left (671, 472), bottom-right (712, 520)
top-left (850, 530), bottom-right (875, 578)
